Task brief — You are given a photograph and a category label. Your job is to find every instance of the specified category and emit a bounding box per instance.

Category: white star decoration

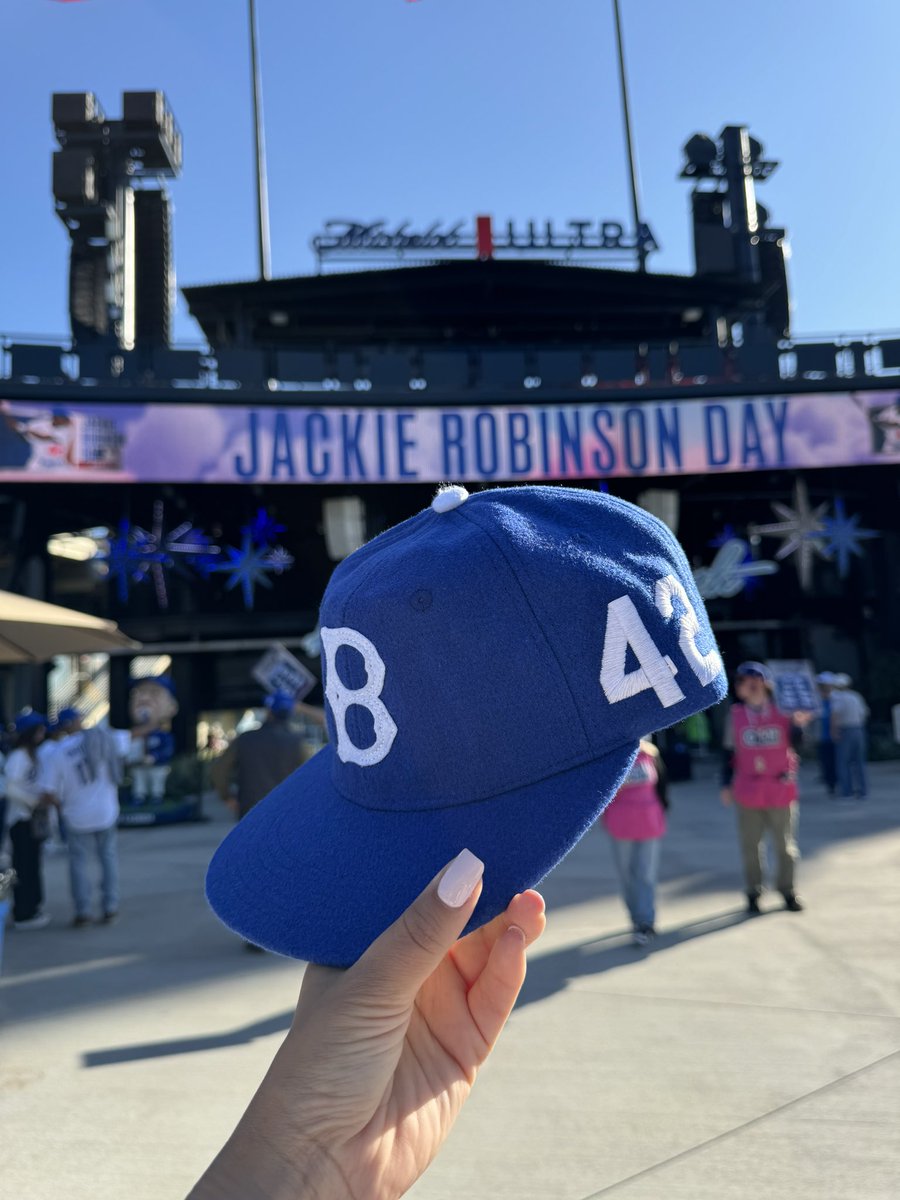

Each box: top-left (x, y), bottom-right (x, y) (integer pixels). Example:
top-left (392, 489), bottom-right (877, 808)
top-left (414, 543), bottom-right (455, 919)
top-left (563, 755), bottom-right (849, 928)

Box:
top-left (748, 479), bottom-right (830, 590)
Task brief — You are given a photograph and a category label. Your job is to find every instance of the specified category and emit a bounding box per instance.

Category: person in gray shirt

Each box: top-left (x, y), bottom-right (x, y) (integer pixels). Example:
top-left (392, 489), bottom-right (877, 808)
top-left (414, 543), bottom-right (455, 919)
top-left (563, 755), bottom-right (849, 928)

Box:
top-left (830, 674), bottom-right (870, 800)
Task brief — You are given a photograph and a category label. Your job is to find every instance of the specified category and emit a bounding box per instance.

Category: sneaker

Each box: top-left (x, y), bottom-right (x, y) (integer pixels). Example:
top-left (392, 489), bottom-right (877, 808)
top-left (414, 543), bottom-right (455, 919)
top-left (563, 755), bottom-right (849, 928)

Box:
top-left (100, 911), bottom-right (118, 925)
top-left (14, 913), bottom-right (51, 931)
top-left (782, 891), bottom-right (804, 912)
top-left (632, 929), bottom-right (650, 947)
top-left (746, 894), bottom-right (761, 916)
top-left (71, 915), bottom-right (92, 929)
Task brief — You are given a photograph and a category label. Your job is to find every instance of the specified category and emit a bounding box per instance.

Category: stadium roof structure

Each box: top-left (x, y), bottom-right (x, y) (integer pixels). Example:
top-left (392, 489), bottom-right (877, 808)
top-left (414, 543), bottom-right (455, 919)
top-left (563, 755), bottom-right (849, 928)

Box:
top-left (182, 258), bottom-right (781, 350)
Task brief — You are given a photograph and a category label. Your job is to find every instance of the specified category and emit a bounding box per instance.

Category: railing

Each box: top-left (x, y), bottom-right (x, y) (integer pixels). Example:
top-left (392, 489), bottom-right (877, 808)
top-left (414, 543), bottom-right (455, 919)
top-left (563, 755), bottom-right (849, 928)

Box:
top-left (3, 331), bottom-right (900, 395)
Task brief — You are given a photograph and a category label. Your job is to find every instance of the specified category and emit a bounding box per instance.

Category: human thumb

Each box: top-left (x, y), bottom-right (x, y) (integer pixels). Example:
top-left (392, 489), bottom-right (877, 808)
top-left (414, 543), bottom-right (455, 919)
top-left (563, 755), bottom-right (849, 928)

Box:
top-left (350, 849), bottom-right (484, 1003)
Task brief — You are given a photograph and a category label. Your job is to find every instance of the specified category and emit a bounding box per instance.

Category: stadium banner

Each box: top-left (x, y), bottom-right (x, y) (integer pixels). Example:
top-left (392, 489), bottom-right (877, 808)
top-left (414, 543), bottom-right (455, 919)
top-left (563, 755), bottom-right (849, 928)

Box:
top-left (0, 391), bottom-right (897, 484)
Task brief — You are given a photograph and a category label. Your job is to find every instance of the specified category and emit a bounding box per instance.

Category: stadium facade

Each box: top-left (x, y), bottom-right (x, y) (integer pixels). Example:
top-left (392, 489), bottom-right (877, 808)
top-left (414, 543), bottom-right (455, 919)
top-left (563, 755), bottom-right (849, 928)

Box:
top-left (2, 92), bottom-right (898, 753)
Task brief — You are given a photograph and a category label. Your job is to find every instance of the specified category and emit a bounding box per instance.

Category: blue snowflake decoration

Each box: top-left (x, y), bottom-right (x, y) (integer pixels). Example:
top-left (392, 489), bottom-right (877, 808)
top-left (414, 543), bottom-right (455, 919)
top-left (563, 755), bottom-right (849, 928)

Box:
top-left (820, 498), bottom-right (879, 578)
top-left (181, 530), bottom-right (223, 578)
top-left (243, 507), bottom-right (286, 547)
top-left (708, 524), bottom-right (738, 550)
top-left (99, 504), bottom-right (223, 607)
top-left (101, 520), bottom-right (166, 603)
top-left (212, 531), bottom-right (279, 609)
top-left (99, 502), bottom-right (290, 610)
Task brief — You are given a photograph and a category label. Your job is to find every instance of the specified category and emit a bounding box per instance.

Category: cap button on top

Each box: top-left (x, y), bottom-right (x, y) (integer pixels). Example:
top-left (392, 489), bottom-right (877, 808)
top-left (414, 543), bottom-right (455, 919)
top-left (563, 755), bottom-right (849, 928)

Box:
top-left (431, 485), bottom-right (470, 513)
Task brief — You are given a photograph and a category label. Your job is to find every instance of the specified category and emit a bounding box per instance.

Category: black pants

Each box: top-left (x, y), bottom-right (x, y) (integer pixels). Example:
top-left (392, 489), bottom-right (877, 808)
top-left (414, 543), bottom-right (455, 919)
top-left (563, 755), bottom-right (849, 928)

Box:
top-left (818, 741), bottom-right (837, 794)
top-left (9, 820), bottom-right (44, 922)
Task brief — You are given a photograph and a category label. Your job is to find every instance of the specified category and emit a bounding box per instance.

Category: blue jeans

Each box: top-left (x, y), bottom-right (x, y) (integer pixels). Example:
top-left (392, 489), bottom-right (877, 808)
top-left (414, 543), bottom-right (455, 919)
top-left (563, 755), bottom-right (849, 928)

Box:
top-left (67, 826), bottom-right (119, 918)
top-left (609, 837), bottom-right (660, 931)
top-left (835, 727), bottom-right (868, 798)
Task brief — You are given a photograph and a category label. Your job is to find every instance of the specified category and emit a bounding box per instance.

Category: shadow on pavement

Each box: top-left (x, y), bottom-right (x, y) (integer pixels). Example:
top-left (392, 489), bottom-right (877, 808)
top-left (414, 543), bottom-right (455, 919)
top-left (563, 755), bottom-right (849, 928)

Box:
top-left (517, 907), bottom-right (755, 1010)
top-left (82, 1009), bottom-right (294, 1068)
top-left (84, 909), bottom-right (751, 1066)
top-left (1, 765), bottom-right (896, 1028)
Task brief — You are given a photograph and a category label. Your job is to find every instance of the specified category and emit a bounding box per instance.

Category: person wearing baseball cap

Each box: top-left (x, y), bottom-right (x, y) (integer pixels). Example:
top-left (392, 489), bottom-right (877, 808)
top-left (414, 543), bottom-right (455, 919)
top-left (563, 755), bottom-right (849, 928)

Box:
top-left (720, 662), bottom-right (813, 914)
top-left (814, 672), bottom-right (839, 796)
top-left (212, 691), bottom-right (314, 829)
top-left (829, 673), bottom-right (870, 800)
top-left (37, 706), bottom-right (83, 851)
top-left (211, 691), bottom-right (318, 952)
top-left (5, 711), bottom-right (52, 930)
top-left (192, 484), bottom-right (726, 1199)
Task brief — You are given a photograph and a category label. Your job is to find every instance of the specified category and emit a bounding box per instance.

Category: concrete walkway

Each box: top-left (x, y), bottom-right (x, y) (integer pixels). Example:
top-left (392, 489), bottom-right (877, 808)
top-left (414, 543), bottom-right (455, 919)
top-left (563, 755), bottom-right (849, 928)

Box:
top-left (1, 762), bottom-right (898, 1199)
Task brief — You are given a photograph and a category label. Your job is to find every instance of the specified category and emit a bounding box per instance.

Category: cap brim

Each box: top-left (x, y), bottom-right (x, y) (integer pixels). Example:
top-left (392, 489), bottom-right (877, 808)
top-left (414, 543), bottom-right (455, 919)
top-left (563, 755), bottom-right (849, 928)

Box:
top-left (206, 739), bottom-right (638, 967)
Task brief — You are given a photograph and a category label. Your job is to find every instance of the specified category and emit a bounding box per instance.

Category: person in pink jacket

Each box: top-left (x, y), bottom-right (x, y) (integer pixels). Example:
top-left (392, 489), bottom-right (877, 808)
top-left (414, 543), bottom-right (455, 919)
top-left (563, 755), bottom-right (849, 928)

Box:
top-left (602, 738), bottom-right (668, 946)
top-left (721, 662), bottom-right (812, 915)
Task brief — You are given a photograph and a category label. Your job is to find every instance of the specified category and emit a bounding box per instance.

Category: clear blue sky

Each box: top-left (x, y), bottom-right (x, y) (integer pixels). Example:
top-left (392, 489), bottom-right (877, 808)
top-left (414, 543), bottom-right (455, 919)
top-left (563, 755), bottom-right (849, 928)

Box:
top-left (3, 0), bottom-right (898, 343)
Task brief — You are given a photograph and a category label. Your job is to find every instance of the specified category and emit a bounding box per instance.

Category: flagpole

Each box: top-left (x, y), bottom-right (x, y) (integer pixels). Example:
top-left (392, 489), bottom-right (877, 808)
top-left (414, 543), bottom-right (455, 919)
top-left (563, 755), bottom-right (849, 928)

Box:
top-left (248, 0), bottom-right (272, 280)
top-left (611, 0), bottom-right (647, 272)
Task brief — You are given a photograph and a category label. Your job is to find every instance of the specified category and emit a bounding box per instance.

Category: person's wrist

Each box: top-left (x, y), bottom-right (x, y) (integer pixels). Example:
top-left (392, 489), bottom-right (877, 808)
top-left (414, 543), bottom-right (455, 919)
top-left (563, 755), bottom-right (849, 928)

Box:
top-left (189, 1108), bottom-right (352, 1200)
top-left (190, 1129), bottom-right (349, 1200)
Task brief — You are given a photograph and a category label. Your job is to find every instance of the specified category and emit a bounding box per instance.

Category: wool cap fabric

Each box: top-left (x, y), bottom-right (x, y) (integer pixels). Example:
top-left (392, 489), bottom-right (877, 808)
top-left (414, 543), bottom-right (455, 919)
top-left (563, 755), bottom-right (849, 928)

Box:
top-left (207, 484), bottom-right (727, 966)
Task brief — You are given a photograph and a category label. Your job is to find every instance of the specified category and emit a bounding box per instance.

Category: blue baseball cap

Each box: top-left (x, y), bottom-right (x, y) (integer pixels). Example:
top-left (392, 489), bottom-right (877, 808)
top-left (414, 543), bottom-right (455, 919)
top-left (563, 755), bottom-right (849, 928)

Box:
top-left (736, 661), bottom-right (774, 686)
top-left (130, 675), bottom-right (177, 696)
top-left (264, 690), bottom-right (295, 715)
top-left (14, 711), bottom-right (48, 735)
top-left (207, 485), bottom-right (727, 966)
top-left (56, 707), bottom-right (82, 727)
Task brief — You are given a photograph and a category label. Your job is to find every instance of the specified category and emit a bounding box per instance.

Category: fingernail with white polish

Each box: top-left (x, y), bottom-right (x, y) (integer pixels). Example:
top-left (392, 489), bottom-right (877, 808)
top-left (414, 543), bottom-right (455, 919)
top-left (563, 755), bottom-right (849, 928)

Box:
top-left (438, 849), bottom-right (484, 908)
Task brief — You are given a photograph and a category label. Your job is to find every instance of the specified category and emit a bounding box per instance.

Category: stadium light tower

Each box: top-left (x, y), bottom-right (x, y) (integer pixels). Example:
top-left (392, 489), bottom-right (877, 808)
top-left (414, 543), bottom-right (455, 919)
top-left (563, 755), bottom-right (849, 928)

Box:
top-left (680, 125), bottom-right (779, 285)
top-left (681, 125), bottom-right (790, 336)
top-left (51, 91), bottom-right (182, 350)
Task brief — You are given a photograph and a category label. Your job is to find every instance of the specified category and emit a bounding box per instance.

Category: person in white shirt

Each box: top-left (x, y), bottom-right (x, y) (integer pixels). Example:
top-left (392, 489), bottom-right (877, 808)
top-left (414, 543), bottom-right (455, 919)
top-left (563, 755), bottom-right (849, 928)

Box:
top-left (6, 712), bottom-right (52, 929)
top-left (0, 744), bottom-right (8, 866)
top-left (830, 674), bottom-right (870, 800)
top-left (41, 724), bottom-right (122, 927)
top-left (36, 707), bottom-right (82, 850)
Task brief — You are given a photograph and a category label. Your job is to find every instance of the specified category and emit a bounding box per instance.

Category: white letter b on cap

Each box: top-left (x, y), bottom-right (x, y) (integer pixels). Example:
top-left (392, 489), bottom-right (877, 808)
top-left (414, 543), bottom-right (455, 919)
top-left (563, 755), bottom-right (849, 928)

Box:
top-left (321, 626), bottom-right (398, 766)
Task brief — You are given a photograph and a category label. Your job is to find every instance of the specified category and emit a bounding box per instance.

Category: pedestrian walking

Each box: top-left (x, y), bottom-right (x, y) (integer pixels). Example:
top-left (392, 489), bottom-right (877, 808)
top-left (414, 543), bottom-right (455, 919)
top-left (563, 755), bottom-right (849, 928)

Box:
top-left (830, 674), bottom-right (870, 799)
top-left (720, 662), bottom-right (812, 914)
top-left (41, 724), bottom-right (122, 927)
top-left (37, 706), bottom-right (82, 850)
top-left (601, 738), bottom-right (668, 946)
top-left (814, 672), bottom-right (838, 796)
top-left (0, 739), bottom-right (8, 869)
top-left (5, 711), bottom-right (52, 930)
top-left (211, 691), bottom-right (315, 952)
top-left (211, 692), bottom-right (313, 820)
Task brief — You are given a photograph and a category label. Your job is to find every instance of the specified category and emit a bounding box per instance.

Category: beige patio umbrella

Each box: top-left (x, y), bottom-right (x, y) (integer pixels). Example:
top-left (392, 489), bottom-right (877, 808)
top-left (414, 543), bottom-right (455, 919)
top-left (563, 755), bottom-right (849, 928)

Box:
top-left (0, 590), bottom-right (140, 663)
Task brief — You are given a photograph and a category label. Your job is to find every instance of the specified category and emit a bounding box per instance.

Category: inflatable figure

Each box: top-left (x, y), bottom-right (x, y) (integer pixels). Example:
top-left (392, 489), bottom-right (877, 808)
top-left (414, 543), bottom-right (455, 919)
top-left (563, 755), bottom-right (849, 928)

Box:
top-left (129, 677), bottom-right (178, 803)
